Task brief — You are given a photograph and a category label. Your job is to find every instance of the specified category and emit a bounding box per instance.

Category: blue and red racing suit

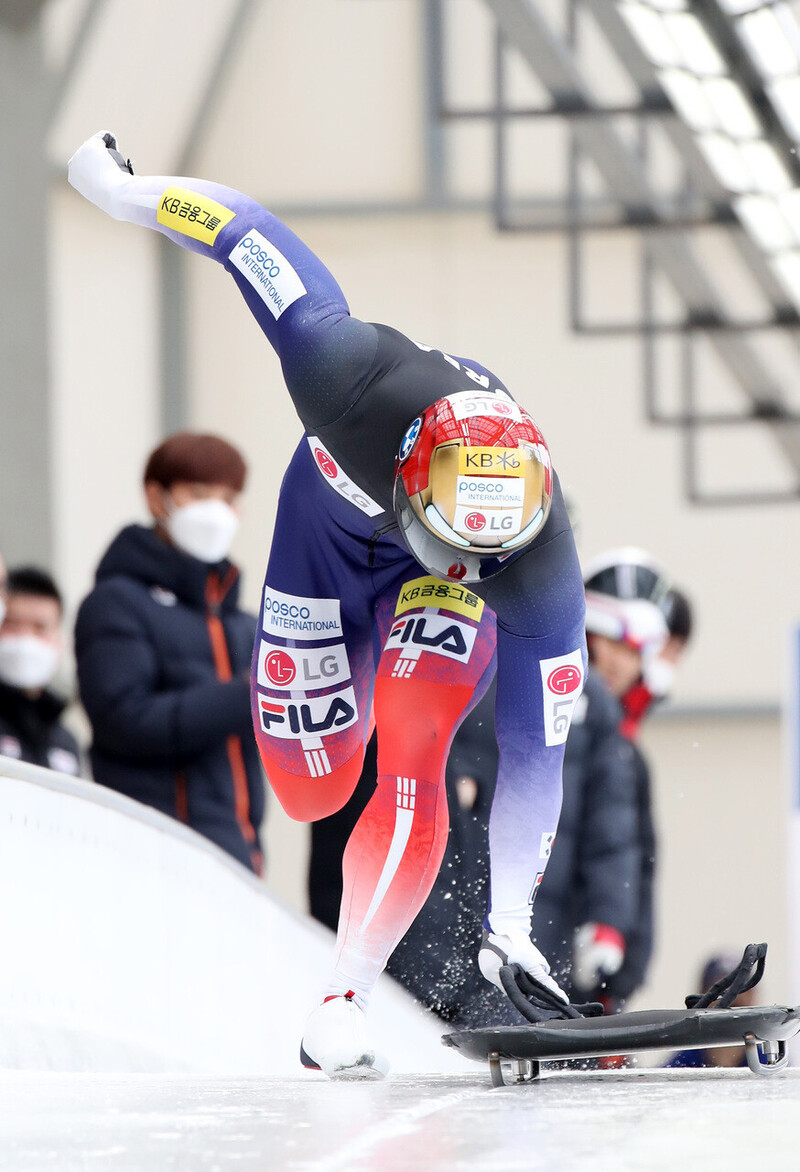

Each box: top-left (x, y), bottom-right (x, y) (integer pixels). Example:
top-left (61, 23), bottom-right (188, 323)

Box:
top-left (74, 159), bottom-right (586, 1005)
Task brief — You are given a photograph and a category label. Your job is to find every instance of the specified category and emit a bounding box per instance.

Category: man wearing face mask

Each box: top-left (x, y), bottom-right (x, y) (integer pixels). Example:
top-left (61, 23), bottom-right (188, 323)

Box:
top-left (74, 432), bottom-right (264, 875)
top-left (0, 567), bottom-right (83, 776)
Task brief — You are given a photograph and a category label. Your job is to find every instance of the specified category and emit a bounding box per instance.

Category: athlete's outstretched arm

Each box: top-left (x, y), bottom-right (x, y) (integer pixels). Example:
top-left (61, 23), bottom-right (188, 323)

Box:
top-left (67, 132), bottom-right (377, 428)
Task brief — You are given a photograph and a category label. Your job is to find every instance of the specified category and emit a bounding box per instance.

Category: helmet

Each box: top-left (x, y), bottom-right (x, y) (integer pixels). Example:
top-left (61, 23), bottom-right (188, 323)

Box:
top-left (583, 548), bottom-right (671, 653)
top-left (393, 391), bottom-right (553, 582)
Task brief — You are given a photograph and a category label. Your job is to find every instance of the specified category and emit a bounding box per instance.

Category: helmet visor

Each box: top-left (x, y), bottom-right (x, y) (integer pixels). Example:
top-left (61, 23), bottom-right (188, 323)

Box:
top-left (394, 474), bottom-right (507, 582)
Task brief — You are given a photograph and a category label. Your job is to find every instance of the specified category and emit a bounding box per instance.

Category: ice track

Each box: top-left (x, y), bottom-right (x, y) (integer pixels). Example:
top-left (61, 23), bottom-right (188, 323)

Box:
top-left (1, 1067), bottom-right (797, 1172)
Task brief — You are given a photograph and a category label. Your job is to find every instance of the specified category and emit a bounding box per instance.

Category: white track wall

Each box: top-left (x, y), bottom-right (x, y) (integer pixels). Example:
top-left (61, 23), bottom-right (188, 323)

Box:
top-left (0, 757), bottom-right (469, 1075)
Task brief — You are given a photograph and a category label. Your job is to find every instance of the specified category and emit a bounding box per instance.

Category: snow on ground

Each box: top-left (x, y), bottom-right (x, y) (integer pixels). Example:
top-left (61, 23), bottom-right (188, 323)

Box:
top-left (0, 1066), bottom-right (797, 1172)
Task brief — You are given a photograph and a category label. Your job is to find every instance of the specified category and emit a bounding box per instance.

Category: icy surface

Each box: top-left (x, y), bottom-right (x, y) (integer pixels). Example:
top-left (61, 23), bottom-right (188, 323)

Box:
top-left (0, 1066), bottom-right (797, 1171)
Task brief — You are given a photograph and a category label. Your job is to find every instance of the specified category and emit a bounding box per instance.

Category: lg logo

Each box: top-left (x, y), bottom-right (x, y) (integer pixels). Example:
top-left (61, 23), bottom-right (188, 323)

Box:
top-left (314, 448), bottom-right (337, 479)
top-left (263, 650), bottom-right (296, 686)
top-left (257, 641), bottom-right (350, 692)
top-left (547, 665), bottom-right (582, 695)
top-left (465, 512), bottom-right (486, 532)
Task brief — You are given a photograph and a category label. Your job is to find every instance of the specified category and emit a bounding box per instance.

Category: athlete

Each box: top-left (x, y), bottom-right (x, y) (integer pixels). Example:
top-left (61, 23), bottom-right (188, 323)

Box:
top-left (68, 132), bottom-right (588, 1079)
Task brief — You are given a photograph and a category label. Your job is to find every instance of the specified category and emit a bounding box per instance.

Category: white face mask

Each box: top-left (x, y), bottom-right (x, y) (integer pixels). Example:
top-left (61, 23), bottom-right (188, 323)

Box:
top-left (642, 654), bottom-right (676, 699)
top-left (0, 635), bottom-right (61, 690)
top-left (165, 498), bottom-right (240, 564)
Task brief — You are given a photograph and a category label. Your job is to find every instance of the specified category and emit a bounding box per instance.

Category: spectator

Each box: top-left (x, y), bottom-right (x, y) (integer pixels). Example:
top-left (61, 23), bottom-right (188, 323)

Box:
top-left (75, 432), bottom-right (265, 874)
top-left (579, 550), bottom-right (693, 1010)
top-left (619, 586), bottom-right (694, 741)
top-left (0, 567), bottom-right (83, 775)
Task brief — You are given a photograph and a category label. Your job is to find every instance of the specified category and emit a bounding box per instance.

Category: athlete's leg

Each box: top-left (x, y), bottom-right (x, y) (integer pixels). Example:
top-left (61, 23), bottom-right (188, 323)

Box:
top-left (250, 446), bottom-right (377, 823)
top-left (326, 576), bottom-right (497, 1006)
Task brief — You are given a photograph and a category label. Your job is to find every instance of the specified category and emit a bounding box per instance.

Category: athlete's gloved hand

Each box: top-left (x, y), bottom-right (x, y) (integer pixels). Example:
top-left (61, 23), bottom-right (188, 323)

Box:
top-left (479, 929), bottom-right (568, 1005)
top-left (67, 131), bottom-right (134, 219)
top-left (572, 922), bottom-right (625, 992)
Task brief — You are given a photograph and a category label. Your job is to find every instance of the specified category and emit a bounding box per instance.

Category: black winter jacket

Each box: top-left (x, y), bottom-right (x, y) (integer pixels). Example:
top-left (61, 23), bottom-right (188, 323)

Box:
top-left (601, 738), bottom-right (656, 1001)
top-left (0, 682), bottom-right (83, 776)
top-left (75, 524), bottom-right (264, 872)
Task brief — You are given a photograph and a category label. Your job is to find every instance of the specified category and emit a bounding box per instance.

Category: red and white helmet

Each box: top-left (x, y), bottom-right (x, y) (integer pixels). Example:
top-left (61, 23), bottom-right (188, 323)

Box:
top-left (393, 391), bottom-right (554, 582)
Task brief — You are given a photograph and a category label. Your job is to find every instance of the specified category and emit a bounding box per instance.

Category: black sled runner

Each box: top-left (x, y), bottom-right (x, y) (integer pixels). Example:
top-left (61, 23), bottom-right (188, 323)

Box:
top-left (442, 943), bottom-right (800, 1086)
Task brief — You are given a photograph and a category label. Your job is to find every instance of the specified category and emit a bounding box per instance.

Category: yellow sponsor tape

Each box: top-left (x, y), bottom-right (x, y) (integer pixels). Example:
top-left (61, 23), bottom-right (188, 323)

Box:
top-left (458, 447), bottom-right (524, 476)
top-left (157, 187), bottom-right (236, 245)
top-left (394, 576), bottom-right (485, 621)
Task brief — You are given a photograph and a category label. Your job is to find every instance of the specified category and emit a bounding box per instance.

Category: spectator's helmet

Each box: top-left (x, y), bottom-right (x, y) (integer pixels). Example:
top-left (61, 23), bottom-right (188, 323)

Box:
top-left (583, 548), bottom-right (671, 651)
top-left (393, 392), bottom-right (553, 582)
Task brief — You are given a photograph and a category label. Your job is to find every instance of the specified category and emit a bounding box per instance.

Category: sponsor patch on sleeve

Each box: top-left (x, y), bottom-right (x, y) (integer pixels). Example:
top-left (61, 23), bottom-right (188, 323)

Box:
top-left (257, 640), bottom-right (351, 692)
top-left (394, 575), bottom-right (485, 621)
top-left (157, 187), bottom-right (236, 244)
top-left (229, 228), bottom-right (307, 320)
top-left (262, 587), bottom-right (342, 639)
top-left (539, 649), bottom-right (584, 747)
top-left (306, 437), bottom-right (384, 517)
top-left (257, 686), bottom-right (358, 740)
top-left (385, 613), bottom-right (477, 663)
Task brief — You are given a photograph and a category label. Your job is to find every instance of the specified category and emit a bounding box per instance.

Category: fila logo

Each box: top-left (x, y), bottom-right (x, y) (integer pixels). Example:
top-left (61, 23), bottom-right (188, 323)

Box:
top-left (304, 747), bottom-right (332, 777)
top-left (256, 640), bottom-right (351, 692)
top-left (257, 686), bottom-right (359, 741)
top-left (385, 613), bottom-right (477, 663)
top-left (540, 650), bottom-right (584, 747)
top-left (397, 776), bottom-right (416, 811)
top-left (391, 658), bottom-right (417, 679)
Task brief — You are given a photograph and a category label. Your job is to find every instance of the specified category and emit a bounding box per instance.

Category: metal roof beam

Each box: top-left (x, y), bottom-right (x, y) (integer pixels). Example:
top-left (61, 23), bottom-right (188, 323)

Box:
top-left (482, 0), bottom-right (800, 472)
